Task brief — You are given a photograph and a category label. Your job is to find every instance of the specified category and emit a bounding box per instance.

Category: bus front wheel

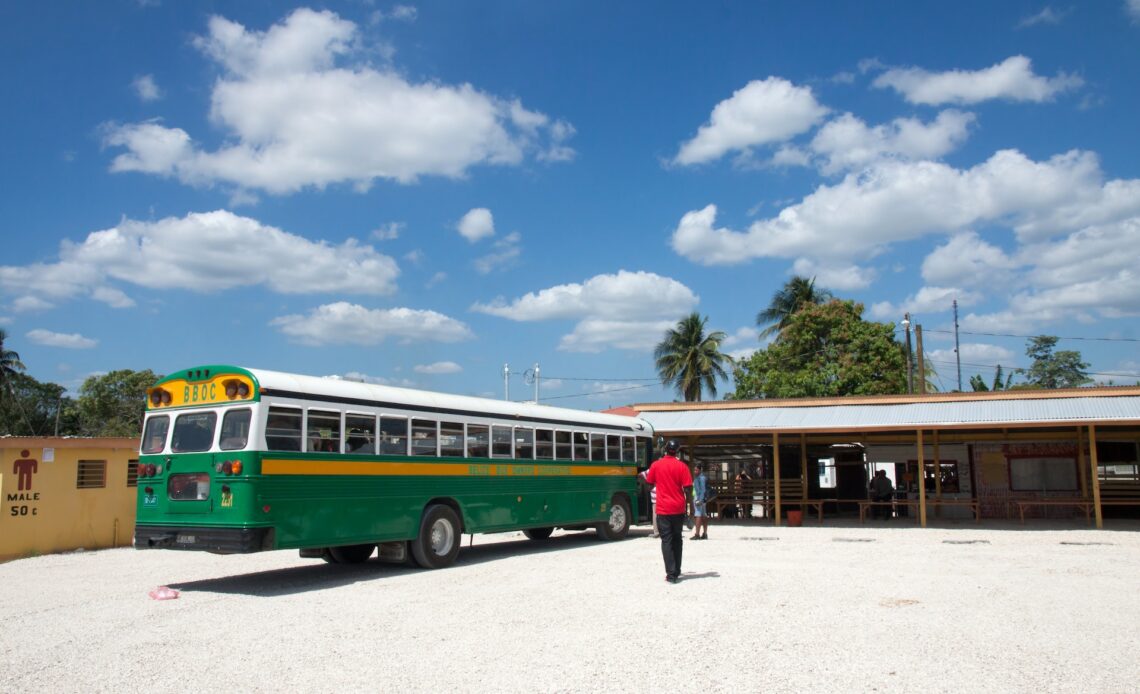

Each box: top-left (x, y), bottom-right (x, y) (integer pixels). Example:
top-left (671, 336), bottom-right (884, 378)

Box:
top-left (411, 504), bottom-right (462, 569)
top-left (596, 498), bottom-right (630, 541)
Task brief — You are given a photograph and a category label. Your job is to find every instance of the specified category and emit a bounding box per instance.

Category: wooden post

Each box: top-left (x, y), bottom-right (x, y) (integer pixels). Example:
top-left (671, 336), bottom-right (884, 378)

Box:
top-left (800, 433), bottom-right (808, 499)
top-left (917, 429), bottom-right (927, 527)
top-left (933, 429), bottom-right (942, 519)
top-left (773, 431), bottom-right (782, 526)
top-left (1089, 425), bottom-right (1103, 529)
top-left (1077, 427), bottom-right (1088, 500)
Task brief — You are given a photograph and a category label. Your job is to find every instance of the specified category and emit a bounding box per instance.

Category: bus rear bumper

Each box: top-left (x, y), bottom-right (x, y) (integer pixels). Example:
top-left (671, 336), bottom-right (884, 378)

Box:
top-left (134, 525), bottom-right (273, 554)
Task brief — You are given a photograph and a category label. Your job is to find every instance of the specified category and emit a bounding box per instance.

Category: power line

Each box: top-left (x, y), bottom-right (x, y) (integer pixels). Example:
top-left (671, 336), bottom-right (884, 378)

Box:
top-left (920, 328), bottom-right (1140, 343)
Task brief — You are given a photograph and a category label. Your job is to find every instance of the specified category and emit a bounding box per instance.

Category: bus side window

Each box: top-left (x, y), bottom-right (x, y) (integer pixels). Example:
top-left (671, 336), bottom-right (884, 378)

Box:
top-left (380, 417), bottom-right (407, 455)
top-left (467, 424), bottom-right (490, 458)
top-left (515, 427), bottom-right (534, 459)
top-left (621, 436), bottom-right (634, 463)
top-left (536, 429), bottom-right (554, 460)
top-left (412, 419), bottom-right (438, 456)
top-left (220, 409), bottom-right (252, 450)
top-left (590, 433), bottom-right (605, 461)
top-left (266, 407), bottom-right (302, 451)
top-left (573, 432), bottom-right (589, 461)
top-left (440, 421), bottom-right (464, 457)
top-left (346, 413), bottom-right (376, 454)
top-left (555, 430), bottom-right (572, 460)
top-left (307, 409), bottom-right (341, 453)
top-left (492, 425), bottom-right (513, 458)
top-left (606, 435), bottom-right (621, 461)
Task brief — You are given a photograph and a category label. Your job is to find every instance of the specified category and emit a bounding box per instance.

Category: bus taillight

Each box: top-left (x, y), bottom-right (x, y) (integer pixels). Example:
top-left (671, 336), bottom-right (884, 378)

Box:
top-left (231, 460), bottom-right (243, 474)
top-left (140, 463), bottom-right (158, 478)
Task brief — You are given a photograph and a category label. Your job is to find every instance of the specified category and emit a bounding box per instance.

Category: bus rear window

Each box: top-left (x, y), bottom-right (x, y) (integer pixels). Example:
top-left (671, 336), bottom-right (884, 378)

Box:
top-left (168, 473), bottom-right (210, 501)
top-left (142, 415), bottom-right (169, 454)
top-left (220, 409), bottom-right (251, 450)
top-left (172, 412), bottom-right (217, 452)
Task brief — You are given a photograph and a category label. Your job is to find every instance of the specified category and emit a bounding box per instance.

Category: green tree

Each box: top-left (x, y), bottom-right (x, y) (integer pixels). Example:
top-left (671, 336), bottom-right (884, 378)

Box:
top-left (755, 276), bottom-right (833, 339)
top-left (654, 313), bottom-right (731, 401)
top-left (75, 369), bottom-right (159, 437)
top-left (969, 365), bottom-right (1016, 392)
top-left (734, 300), bottom-right (906, 398)
top-left (1024, 336), bottom-right (1092, 389)
top-left (0, 371), bottom-right (76, 436)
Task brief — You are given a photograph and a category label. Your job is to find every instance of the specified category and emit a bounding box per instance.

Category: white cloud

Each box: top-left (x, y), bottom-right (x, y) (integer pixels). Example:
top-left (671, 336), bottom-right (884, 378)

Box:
top-left (105, 8), bottom-right (573, 194)
top-left (0, 210), bottom-right (399, 309)
top-left (873, 55), bottom-right (1082, 105)
top-left (472, 270), bottom-right (699, 352)
top-left (132, 74), bottom-right (162, 101)
top-left (414, 361), bottom-right (463, 375)
top-left (810, 110), bottom-right (975, 175)
top-left (673, 77), bottom-right (829, 166)
top-left (25, 329), bottom-right (98, 349)
top-left (1017, 7), bottom-right (1069, 28)
top-left (791, 258), bottom-right (876, 291)
top-left (921, 232), bottom-right (1019, 286)
top-left (722, 326), bottom-right (761, 361)
top-left (426, 271), bottom-right (447, 288)
top-left (474, 232), bottom-right (521, 274)
top-left (1128, 0), bottom-right (1140, 23)
top-left (867, 286), bottom-right (983, 320)
top-left (458, 208), bottom-right (495, 242)
top-left (270, 302), bottom-right (473, 346)
top-left (338, 371), bottom-right (416, 387)
top-left (11, 296), bottom-right (55, 312)
top-left (671, 149), bottom-right (1118, 266)
top-left (371, 222), bottom-right (404, 240)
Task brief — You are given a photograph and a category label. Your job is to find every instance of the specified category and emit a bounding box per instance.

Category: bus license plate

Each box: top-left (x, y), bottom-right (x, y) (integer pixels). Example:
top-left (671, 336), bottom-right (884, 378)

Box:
top-left (176, 534), bottom-right (196, 544)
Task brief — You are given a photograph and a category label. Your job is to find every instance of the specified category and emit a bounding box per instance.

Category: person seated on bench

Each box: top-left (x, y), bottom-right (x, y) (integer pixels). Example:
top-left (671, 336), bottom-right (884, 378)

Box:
top-left (869, 470), bottom-right (895, 520)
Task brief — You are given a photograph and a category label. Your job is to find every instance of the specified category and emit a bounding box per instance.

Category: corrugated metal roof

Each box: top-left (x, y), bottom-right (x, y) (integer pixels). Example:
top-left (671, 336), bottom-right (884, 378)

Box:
top-left (639, 396), bottom-right (1140, 434)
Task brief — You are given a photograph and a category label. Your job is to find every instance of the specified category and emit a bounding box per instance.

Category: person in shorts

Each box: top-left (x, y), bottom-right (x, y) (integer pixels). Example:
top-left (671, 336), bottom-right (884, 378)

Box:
top-left (690, 462), bottom-right (710, 540)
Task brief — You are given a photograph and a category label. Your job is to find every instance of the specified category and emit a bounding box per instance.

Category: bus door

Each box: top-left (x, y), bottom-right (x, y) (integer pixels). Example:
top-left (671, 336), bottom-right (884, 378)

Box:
top-left (636, 439), bottom-right (653, 524)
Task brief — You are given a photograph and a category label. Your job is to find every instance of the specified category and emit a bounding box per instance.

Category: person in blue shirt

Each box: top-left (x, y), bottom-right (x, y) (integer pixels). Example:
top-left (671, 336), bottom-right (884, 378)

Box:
top-left (690, 462), bottom-right (711, 540)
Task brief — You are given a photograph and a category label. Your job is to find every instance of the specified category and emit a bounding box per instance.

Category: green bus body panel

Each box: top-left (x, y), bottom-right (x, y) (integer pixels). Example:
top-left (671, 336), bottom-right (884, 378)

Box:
top-left (136, 452), bottom-right (640, 550)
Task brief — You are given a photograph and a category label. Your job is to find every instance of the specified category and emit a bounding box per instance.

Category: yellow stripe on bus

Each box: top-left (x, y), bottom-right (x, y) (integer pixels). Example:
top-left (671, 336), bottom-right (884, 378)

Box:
top-left (261, 459), bottom-right (634, 477)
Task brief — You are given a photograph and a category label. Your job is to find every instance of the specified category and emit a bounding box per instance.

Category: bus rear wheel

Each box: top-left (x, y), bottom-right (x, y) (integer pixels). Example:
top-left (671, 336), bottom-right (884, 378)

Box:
top-left (411, 504), bottom-right (462, 569)
top-left (523, 527), bottom-right (553, 540)
top-left (327, 543), bottom-right (376, 564)
top-left (596, 498), bottom-right (630, 541)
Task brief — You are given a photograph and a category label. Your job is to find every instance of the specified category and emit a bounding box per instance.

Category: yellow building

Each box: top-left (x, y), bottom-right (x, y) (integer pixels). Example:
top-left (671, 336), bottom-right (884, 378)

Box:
top-left (1, 437), bottom-right (138, 562)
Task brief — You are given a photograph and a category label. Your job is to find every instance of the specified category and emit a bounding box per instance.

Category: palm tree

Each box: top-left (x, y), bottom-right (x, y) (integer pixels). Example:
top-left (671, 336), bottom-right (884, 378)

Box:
top-left (655, 313), bottom-right (731, 402)
top-left (0, 329), bottom-right (25, 392)
top-left (756, 276), bottom-right (833, 339)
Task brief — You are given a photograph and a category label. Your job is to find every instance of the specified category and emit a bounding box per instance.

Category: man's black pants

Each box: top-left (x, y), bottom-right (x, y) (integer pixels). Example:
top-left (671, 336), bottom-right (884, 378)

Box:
top-left (657, 513), bottom-right (685, 580)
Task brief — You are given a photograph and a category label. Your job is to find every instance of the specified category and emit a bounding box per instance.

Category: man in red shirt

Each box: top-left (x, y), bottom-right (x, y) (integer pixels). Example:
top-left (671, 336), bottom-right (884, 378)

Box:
top-left (641, 439), bottom-right (693, 583)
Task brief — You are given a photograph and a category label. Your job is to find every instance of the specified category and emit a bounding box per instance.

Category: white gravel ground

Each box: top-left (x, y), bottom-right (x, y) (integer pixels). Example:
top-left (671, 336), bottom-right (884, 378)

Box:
top-left (2, 520), bottom-right (1140, 693)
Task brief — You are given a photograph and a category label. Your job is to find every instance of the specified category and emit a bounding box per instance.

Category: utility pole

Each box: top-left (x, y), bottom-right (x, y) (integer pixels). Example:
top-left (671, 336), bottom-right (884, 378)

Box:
top-left (503, 363), bottom-right (510, 401)
top-left (953, 299), bottom-right (962, 392)
top-left (915, 324), bottom-right (926, 395)
top-left (533, 362), bottom-right (540, 403)
top-left (902, 314), bottom-right (913, 394)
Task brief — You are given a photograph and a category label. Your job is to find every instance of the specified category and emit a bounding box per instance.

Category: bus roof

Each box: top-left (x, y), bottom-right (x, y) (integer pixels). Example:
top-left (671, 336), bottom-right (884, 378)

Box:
top-left (157, 365), bottom-right (653, 434)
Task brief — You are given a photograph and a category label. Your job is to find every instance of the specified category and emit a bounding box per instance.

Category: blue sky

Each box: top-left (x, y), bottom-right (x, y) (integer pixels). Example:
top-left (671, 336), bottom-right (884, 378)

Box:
top-left (3, 1), bottom-right (1140, 408)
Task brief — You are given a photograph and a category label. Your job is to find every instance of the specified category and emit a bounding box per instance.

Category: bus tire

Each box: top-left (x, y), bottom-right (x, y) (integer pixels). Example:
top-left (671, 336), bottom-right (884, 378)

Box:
top-left (411, 504), bottom-right (462, 569)
top-left (596, 497), bottom-right (631, 541)
top-left (522, 527), bottom-right (554, 540)
top-left (328, 543), bottom-right (376, 564)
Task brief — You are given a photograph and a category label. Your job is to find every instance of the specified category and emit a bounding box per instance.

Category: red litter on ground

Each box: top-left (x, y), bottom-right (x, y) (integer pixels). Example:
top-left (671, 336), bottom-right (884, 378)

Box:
top-left (148, 586), bottom-right (180, 600)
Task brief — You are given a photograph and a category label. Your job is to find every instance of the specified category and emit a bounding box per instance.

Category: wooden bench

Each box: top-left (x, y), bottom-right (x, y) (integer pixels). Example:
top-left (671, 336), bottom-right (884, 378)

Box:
top-left (758, 498), bottom-right (827, 523)
top-left (858, 499), bottom-right (919, 523)
top-left (1098, 480), bottom-right (1140, 508)
top-left (1013, 498), bottom-right (1093, 524)
top-left (707, 479), bottom-right (805, 520)
top-left (926, 498), bottom-right (981, 522)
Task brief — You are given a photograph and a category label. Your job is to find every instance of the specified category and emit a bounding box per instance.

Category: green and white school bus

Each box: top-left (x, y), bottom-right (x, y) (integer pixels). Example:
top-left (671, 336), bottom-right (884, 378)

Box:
top-left (134, 366), bottom-right (654, 568)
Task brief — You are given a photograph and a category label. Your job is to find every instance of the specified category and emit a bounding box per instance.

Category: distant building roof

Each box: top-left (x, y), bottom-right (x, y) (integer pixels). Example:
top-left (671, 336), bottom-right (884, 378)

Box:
top-left (628, 387), bottom-right (1140, 434)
